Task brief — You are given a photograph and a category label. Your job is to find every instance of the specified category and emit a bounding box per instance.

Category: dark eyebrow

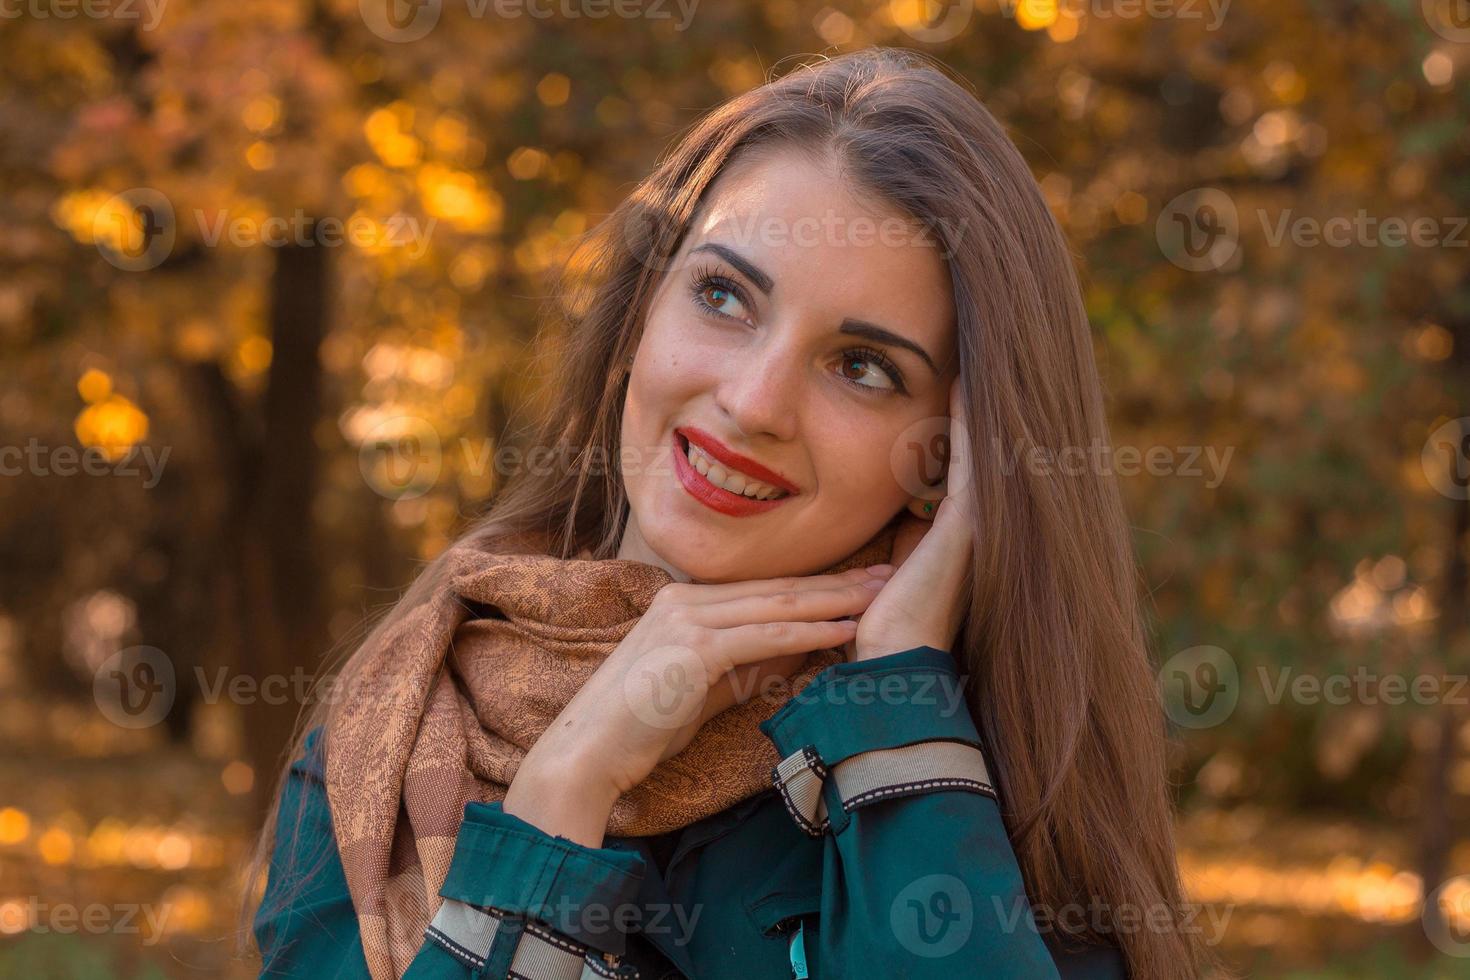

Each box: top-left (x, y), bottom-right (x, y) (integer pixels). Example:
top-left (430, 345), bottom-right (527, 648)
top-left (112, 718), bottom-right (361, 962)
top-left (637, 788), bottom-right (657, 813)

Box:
top-left (689, 243), bottom-right (773, 295)
top-left (840, 319), bottom-right (939, 376)
top-left (691, 241), bottom-right (939, 376)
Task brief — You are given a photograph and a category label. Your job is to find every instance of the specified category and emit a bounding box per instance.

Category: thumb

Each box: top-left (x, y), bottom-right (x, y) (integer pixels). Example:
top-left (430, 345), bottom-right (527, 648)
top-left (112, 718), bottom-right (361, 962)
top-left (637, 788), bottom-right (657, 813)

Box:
top-left (891, 510), bottom-right (932, 568)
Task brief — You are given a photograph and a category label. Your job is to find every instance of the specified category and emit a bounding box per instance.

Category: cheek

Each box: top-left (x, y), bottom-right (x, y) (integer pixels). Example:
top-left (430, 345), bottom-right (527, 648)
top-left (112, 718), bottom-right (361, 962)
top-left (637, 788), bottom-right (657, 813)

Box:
top-left (809, 422), bottom-right (910, 509)
top-left (627, 317), bottom-right (722, 436)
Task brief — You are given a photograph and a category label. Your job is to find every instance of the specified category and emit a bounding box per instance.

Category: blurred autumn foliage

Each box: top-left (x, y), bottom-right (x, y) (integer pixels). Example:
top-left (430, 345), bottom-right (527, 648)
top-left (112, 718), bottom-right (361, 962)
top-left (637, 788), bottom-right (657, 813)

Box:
top-left (2, 0), bottom-right (1470, 975)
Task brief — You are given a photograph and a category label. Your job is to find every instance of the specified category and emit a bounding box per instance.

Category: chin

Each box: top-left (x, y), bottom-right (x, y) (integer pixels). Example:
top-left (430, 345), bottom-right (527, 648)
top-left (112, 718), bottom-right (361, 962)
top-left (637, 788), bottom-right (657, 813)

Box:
top-left (643, 523), bottom-right (759, 584)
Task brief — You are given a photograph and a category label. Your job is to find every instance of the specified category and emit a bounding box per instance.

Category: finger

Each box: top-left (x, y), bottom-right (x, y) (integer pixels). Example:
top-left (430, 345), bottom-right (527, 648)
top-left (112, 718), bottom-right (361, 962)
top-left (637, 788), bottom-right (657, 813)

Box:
top-left (946, 379), bottom-right (976, 522)
top-left (705, 619), bottom-right (860, 670)
top-left (698, 578), bottom-right (885, 629)
top-left (675, 564), bottom-right (890, 607)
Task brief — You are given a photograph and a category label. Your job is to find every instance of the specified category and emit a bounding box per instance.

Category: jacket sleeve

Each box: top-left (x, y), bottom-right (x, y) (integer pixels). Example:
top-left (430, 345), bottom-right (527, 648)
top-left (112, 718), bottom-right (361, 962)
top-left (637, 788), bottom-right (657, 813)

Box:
top-left (254, 728), bottom-right (645, 980)
top-left (757, 645), bottom-right (1066, 979)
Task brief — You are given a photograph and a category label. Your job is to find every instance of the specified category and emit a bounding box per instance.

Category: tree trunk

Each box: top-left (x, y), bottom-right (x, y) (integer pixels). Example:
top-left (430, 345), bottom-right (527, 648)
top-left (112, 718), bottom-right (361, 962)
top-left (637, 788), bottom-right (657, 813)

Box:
top-left (1419, 289), bottom-right (1470, 953)
top-left (242, 235), bottom-right (330, 817)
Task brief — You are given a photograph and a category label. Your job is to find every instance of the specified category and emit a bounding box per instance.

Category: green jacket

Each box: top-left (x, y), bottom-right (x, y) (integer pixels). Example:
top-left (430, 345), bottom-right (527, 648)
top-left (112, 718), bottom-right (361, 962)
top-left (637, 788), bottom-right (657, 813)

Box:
top-left (255, 645), bottom-right (1127, 979)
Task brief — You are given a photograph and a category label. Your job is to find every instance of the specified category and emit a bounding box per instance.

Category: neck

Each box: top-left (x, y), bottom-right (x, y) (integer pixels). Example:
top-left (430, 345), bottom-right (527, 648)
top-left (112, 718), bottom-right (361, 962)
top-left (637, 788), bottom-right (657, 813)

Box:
top-left (616, 509), bottom-right (693, 583)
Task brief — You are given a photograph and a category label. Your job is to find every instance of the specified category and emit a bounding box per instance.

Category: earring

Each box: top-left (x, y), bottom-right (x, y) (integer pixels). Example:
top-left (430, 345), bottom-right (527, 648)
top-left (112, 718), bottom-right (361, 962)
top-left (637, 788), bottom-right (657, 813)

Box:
top-left (907, 497), bottom-right (938, 521)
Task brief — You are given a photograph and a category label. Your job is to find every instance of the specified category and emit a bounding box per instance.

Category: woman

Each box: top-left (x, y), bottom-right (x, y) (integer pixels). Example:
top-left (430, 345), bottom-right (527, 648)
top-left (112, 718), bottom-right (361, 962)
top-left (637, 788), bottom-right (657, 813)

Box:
top-left (248, 47), bottom-right (1207, 980)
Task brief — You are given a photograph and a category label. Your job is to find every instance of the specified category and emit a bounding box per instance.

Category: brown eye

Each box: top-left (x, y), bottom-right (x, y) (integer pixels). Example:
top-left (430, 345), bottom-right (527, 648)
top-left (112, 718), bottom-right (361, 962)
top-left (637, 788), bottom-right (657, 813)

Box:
top-left (691, 274), bottom-right (750, 322)
top-left (837, 350), bottom-right (899, 392)
top-left (704, 285), bottom-right (734, 310)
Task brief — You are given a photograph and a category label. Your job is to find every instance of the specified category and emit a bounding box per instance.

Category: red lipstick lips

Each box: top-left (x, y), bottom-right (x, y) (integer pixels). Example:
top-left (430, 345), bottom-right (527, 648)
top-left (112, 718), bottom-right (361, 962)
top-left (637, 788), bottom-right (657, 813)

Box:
top-left (672, 426), bottom-right (799, 517)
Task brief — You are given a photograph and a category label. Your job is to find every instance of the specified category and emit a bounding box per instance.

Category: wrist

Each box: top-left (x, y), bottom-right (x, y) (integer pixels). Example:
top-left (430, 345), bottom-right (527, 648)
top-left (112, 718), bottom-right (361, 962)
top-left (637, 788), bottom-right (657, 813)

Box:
top-left (503, 750), bottom-right (620, 849)
top-left (854, 636), bottom-right (950, 661)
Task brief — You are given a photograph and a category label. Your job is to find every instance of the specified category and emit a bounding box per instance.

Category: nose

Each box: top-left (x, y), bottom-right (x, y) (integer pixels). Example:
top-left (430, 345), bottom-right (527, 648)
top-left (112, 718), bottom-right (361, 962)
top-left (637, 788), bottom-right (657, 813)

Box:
top-left (712, 330), bottom-right (802, 443)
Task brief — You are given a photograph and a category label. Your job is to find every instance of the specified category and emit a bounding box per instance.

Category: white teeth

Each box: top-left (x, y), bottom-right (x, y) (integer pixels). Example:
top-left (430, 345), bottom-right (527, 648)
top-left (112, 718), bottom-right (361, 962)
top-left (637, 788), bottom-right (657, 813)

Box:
top-left (684, 440), bottom-right (788, 500)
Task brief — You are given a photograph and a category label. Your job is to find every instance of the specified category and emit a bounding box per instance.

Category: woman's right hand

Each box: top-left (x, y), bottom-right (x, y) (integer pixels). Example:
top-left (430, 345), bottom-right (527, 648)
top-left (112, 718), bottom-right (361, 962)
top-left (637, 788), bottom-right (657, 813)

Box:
top-left (501, 563), bottom-right (894, 845)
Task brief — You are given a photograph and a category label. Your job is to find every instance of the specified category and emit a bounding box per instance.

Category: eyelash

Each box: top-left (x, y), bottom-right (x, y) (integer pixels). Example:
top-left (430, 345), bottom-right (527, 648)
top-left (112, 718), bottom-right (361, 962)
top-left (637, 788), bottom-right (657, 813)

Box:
top-left (686, 265), bottom-right (909, 397)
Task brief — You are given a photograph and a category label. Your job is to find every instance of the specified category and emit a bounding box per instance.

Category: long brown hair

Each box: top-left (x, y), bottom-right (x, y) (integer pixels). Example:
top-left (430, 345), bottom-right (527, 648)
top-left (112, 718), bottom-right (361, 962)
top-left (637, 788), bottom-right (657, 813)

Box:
top-left (246, 47), bottom-right (1207, 979)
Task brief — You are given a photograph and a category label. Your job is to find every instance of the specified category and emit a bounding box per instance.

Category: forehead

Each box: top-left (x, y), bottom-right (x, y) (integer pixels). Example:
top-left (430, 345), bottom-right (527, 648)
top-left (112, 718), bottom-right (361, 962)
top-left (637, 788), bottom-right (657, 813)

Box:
top-left (684, 146), bottom-right (956, 361)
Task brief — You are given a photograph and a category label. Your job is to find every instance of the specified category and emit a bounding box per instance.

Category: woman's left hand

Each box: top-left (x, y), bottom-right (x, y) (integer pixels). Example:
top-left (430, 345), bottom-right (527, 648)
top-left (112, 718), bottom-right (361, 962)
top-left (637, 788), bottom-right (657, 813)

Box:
top-left (848, 378), bottom-right (975, 661)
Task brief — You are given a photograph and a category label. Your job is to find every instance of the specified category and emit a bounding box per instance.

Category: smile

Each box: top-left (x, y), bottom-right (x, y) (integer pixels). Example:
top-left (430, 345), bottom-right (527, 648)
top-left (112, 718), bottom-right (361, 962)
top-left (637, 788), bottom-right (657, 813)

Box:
top-left (672, 428), bottom-right (798, 517)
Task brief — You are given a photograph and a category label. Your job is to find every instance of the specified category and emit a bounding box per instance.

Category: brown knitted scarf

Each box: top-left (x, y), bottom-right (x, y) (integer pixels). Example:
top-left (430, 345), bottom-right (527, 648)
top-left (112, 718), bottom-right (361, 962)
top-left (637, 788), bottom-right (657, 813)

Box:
top-left (323, 515), bottom-right (905, 978)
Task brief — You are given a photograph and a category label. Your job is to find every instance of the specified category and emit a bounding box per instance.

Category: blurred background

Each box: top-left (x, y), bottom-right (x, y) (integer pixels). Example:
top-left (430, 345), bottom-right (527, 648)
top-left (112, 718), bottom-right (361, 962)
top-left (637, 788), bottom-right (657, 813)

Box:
top-left (2, 0), bottom-right (1469, 976)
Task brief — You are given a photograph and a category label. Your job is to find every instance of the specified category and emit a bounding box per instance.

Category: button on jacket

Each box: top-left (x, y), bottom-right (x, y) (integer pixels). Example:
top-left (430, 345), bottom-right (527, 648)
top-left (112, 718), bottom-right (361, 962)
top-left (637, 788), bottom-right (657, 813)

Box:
top-left (254, 646), bottom-right (1128, 979)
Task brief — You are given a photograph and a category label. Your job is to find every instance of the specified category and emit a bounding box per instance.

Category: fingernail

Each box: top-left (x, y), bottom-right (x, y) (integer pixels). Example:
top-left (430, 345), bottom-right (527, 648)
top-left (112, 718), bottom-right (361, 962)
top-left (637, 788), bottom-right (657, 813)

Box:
top-left (862, 577), bottom-right (886, 589)
top-left (866, 564), bottom-right (894, 575)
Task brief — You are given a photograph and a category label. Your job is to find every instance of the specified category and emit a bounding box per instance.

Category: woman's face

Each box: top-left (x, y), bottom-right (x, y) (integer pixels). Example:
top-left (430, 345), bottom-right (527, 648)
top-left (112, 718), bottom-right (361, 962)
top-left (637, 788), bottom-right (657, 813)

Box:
top-left (617, 145), bottom-right (959, 583)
